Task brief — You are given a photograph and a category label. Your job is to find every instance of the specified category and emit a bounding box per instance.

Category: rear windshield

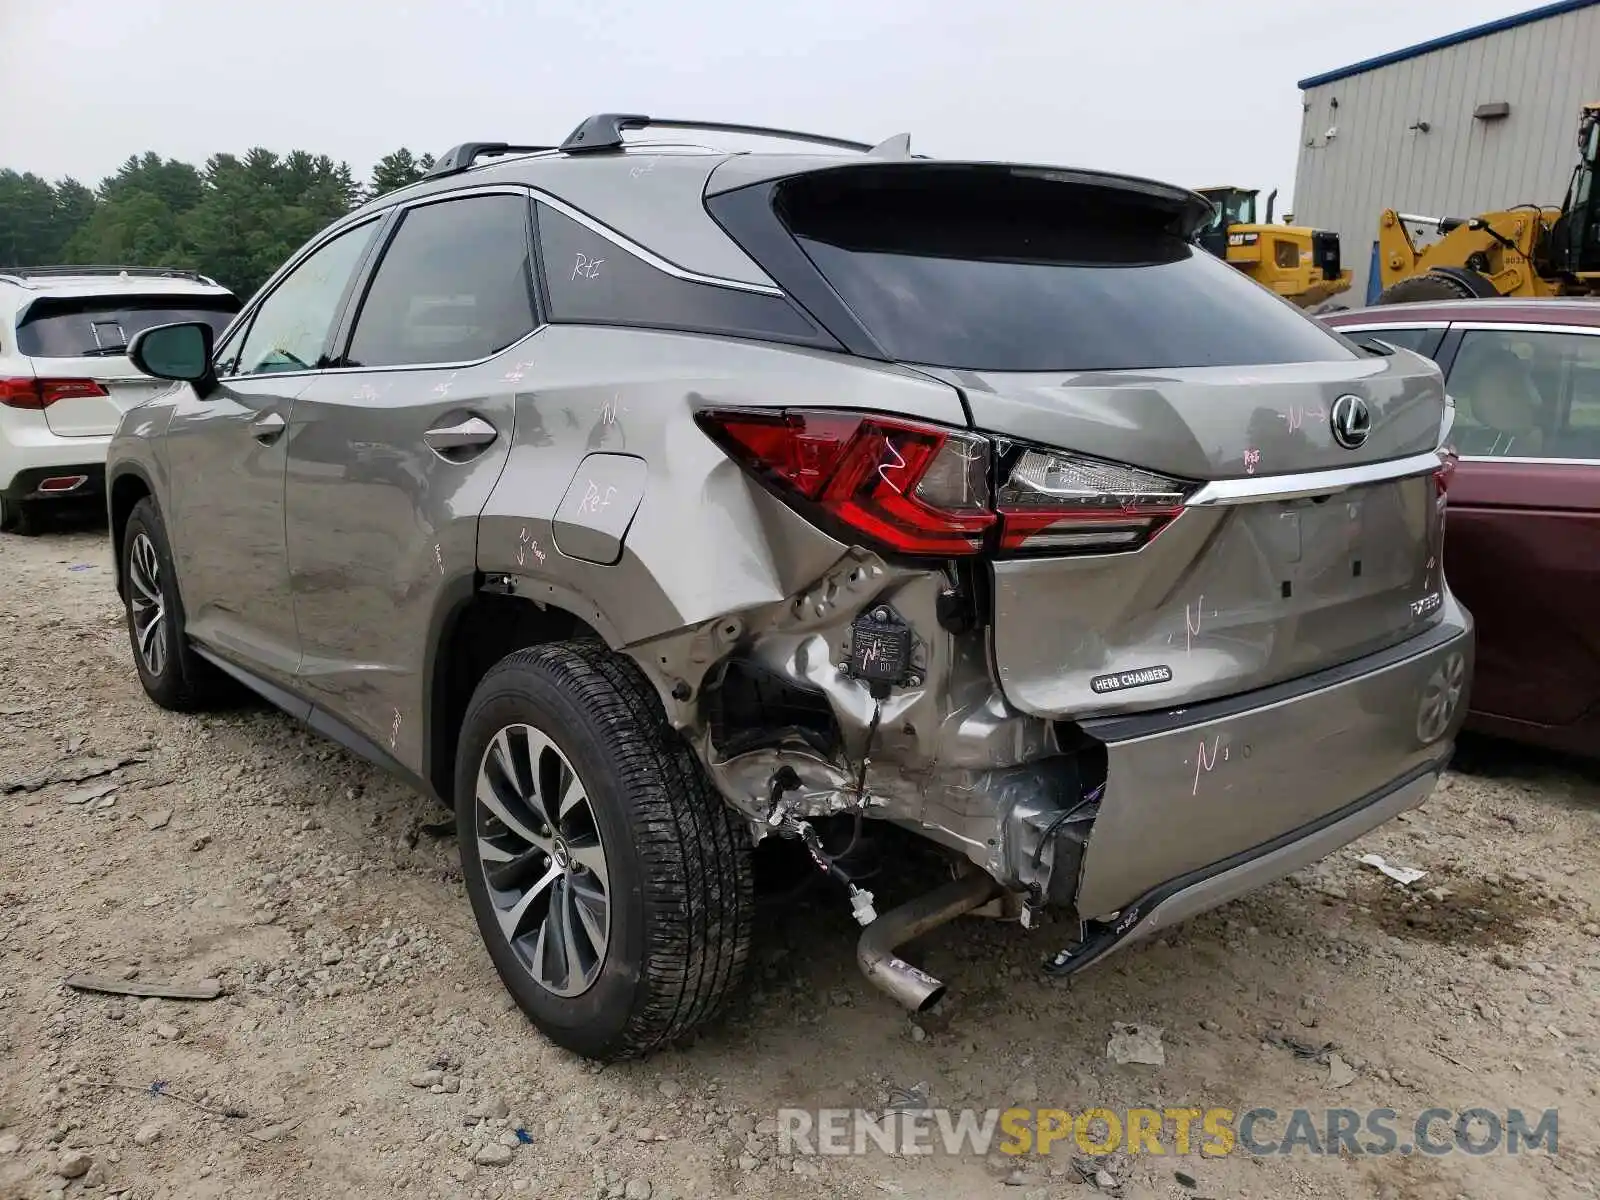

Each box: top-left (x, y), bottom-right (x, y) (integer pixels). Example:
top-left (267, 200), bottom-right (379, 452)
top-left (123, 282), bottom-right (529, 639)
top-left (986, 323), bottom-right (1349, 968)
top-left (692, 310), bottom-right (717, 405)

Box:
top-left (777, 171), bottom-right (1353, 372)
top-left (16, 295), bottom-right (240, 358)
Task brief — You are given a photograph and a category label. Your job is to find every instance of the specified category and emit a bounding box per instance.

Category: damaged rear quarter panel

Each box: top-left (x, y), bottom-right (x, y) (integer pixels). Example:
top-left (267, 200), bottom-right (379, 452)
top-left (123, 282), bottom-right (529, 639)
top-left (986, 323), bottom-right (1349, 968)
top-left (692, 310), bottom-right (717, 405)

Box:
top-left (475, 322), bottom-right (965, 656)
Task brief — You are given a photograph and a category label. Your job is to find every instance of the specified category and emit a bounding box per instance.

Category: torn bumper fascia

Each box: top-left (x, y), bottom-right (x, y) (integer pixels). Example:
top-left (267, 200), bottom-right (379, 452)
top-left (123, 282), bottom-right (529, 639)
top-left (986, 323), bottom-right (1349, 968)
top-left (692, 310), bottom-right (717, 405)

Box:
top-left (626, 550), bottom-right (1083, 900)
top-left (624, 553), bottom-right (1474, 922)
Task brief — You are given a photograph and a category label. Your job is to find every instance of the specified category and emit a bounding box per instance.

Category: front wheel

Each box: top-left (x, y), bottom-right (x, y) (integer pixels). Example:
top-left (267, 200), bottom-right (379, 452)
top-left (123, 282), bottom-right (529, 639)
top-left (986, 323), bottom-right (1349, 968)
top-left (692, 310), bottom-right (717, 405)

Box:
top-left (120, 498), bottom-right (236, 711)
top-left (456, 641), bottom-right (754, 1061)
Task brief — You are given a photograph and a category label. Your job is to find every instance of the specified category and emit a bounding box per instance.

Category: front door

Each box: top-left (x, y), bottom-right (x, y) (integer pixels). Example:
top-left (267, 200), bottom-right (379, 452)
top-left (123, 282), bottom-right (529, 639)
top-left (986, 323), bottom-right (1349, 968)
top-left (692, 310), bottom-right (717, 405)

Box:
top-left (165, 218), bottom-right (383, 686)
top-left (285, 192), bottom-right (536, 765)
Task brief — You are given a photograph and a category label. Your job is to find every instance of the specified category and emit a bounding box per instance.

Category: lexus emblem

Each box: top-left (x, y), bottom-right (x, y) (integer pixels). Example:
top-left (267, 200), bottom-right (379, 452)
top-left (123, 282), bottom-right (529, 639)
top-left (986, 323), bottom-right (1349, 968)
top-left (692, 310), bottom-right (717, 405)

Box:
top-left (1330, 394), bottom-right (1372, 449)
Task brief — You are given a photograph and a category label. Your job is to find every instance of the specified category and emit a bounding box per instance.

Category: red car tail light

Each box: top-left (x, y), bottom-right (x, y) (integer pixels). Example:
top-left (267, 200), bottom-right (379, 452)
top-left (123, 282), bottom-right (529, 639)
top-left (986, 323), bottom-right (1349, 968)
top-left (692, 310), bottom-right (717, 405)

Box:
top-left (0, 377), bottom-right (108, 409)
top-left (697, 408), bottom-right (1197, 559)
top-left (694, 408), bottom-right (995, 555)
top-left (996, 448), bottom-right (1192, 553)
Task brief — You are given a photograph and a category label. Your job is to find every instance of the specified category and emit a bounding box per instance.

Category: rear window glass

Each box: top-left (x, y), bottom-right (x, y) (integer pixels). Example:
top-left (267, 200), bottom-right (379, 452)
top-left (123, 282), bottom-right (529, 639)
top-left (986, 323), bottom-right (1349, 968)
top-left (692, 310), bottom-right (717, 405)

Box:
top-left (16, 296), bottom-right (239, 358)
top-left (778, 171), bottom-right (1354, 372)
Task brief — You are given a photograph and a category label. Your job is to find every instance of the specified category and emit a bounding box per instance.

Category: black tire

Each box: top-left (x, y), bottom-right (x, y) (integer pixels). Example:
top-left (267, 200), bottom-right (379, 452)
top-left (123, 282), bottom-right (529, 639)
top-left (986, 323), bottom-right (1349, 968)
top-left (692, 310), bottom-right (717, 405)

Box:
top-left (120, 498), bottom-right (236, 711)
top-left (0, 496), bottom-right (36, 536)
top-left (1376, 271), bottom-right (1489, 305)
top-left (456, 641), bottom-right (754, 1061)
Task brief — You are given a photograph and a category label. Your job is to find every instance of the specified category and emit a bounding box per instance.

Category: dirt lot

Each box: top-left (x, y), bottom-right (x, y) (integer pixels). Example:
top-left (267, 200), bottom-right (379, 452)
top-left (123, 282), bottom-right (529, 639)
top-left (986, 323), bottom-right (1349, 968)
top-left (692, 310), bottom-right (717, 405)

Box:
top-left (2, 522), bottom-right (1599, 1200)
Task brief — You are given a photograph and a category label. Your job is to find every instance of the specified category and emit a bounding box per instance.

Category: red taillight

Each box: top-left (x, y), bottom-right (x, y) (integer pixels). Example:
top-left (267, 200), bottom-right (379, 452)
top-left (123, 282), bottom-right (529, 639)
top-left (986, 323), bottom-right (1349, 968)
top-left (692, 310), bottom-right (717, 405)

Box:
top-left (696, 408), bottom-right (1195, 558)
top-left (0, 377), bottom-right (108, 409)
top-left (695, 409), bottom-right (995, 555)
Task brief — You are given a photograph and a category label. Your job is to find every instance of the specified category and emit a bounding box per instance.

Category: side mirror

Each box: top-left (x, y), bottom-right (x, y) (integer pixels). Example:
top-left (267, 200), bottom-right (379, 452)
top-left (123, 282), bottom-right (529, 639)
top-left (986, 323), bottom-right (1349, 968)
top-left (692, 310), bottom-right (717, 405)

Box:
top-left (128, 322), bottom-right (216, 391)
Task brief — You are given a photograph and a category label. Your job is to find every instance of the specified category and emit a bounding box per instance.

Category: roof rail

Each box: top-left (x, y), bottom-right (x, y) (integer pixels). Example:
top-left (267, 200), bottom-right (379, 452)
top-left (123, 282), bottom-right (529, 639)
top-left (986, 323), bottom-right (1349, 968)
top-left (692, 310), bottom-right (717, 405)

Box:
top-left (560, 114), bottom-right (876, 155)
top-left (423, 142), bottom-right (557, 181)
top-left (0, 264), bottom-right (218, 285)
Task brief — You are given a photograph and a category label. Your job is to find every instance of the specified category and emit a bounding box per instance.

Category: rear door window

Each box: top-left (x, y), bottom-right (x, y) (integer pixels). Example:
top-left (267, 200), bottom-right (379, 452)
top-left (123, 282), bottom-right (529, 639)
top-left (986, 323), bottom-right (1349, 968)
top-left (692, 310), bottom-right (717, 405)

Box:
top-left (344, 194), bottom-right (537, 368)
top-left (775, 169), bottom-right (1354, 371)
top-left (1446, 328), bottom-right (1600, 459)
top-left (16, 296), bottom-right (239, 358)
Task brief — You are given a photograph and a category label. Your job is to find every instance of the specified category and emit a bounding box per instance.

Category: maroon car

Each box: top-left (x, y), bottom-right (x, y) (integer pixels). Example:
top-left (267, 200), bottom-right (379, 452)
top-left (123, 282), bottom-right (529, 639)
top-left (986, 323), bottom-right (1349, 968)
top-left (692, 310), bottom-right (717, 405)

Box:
top-left (1323, 299), bottom-right (1600, 757)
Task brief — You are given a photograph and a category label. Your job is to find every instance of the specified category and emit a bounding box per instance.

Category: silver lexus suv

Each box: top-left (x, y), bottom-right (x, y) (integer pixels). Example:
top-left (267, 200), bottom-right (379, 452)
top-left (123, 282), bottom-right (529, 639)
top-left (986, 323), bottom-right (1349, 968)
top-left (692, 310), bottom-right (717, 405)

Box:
top-left (106, 114), bottom-right (1473, 1061)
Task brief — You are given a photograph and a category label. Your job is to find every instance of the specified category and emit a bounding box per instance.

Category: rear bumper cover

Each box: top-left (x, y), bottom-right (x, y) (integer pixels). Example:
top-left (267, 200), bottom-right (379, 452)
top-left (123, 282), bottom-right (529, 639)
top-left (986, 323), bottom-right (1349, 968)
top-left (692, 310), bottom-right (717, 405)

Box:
top-left (1069, 599), bottom-right (1472, 917)
top-left (1001, 595), bottom-right (1472, 950)
top-left (1, 463), bottom-right (107, 502)
top-left (1043, 758), bottom-right (1444, 976)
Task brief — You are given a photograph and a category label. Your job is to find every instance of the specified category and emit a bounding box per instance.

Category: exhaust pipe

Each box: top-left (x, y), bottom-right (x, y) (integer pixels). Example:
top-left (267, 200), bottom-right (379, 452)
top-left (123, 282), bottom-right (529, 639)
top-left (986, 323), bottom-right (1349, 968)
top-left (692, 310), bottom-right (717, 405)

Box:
top-left (857, 872), bottom-right (1001, 1012)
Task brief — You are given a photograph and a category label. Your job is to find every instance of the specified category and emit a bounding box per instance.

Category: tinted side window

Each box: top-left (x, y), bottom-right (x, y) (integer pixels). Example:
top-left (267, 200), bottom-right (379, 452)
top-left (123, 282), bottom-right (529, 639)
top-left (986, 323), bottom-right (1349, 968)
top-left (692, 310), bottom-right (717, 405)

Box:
top-left (1339, 326), bottom-right (1444, 360)
top-left (536, 204), bottom-right (820, 341)
top-left (1447, 329), bottom-right (1600, 459)
top-left (345, 195), bottom-right (536, 368)
top-left (233, 221), bottom-right (379, 377)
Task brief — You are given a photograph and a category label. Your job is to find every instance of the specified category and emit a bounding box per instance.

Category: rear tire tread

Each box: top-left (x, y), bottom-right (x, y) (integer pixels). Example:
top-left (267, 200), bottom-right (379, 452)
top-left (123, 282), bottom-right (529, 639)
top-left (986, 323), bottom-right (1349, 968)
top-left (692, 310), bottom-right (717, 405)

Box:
top-left (470, 641), bottom-right (753, 1059)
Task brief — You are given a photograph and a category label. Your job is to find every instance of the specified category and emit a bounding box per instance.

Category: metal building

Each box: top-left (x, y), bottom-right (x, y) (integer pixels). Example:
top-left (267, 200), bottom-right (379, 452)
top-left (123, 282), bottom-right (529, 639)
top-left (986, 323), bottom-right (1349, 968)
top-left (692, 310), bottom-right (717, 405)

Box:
top-left (1292, 0), bottom-right (1600, 304)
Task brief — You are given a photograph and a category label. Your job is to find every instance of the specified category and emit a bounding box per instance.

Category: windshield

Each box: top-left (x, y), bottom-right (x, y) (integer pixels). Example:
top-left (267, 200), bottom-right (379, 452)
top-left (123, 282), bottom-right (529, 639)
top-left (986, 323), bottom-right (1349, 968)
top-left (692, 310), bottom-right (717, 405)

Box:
top-left (16, 295), bottom-right (239, 358)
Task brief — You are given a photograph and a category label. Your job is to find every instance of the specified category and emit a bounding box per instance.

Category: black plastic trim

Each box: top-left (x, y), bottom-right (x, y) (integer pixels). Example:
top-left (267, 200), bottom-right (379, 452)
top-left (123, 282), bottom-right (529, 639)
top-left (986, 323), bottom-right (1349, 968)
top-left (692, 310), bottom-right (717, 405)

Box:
top-left (560, 113), bottom-right (872, 155)
top-left (191, 643), bottom-right (439, 800)
top-left (533, 198), bottom-right (840, 351)
top-left (703, 182), bottom-right (889, 360)
top-left (5, 462), bottom-right (105, 501)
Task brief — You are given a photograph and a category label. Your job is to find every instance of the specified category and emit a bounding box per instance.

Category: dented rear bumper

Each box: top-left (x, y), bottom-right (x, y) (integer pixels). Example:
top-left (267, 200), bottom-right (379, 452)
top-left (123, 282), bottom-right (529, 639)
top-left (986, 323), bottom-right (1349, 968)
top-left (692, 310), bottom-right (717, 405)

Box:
top-left (659, 551), bottom-right (1471, 943)
top-left (1062, 596), bottom-right (1473, 918)
top-left (1044, 758), bottom-right (1446, 977)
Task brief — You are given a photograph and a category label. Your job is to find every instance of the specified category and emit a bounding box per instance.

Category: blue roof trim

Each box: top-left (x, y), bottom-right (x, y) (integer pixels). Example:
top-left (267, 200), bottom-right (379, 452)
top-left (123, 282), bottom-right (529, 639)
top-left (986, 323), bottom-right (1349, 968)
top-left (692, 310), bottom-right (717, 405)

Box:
top-left (1297, 0), bottom-right (1600, 89)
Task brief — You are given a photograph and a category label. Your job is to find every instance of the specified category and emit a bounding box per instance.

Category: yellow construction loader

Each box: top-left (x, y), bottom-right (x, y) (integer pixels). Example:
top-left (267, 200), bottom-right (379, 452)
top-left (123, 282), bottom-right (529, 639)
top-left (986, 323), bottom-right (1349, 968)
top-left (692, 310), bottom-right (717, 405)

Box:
top-left (1374, 103), bottom-right (1600, 303)
top-left (1195, 186), bottom-right (1353, 308)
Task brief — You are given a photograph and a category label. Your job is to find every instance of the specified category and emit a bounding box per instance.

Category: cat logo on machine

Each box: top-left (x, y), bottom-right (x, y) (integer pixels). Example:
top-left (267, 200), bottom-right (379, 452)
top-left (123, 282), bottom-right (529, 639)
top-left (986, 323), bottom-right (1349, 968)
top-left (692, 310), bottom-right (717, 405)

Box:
top-left (1090, 664), bottom-right (1174, 695)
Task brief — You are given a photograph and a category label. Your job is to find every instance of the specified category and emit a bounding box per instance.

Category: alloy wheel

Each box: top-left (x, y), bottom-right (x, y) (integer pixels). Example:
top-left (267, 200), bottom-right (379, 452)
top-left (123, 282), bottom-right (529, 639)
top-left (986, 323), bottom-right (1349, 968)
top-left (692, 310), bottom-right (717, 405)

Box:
top-left (128, 532), bottom-right (167, 678)
top-left (474, 723), bottom-right (611, 997)
top-left (1417, 651), bottom-right (1466, 743)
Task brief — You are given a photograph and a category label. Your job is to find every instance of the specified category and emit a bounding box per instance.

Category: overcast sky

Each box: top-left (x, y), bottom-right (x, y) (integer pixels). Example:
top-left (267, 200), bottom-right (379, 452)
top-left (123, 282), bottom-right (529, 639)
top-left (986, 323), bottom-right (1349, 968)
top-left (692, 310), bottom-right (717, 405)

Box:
top-left (1, 0), bottom-right (1533, 207)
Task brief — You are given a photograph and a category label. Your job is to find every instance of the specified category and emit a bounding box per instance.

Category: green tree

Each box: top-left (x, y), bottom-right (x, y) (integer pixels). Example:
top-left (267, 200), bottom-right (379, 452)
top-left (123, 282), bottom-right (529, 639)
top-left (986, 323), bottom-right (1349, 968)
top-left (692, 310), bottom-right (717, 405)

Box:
top-left (99, 152), bottom-right (204, 213)
top-left (63, 190), bottom-right (193, 268)
top-left (0, 170), bottom-right (61, 264)
top-left (3, 145), bottom-right (367, 295)
top-left (368, 148), bottom-right (435, 197)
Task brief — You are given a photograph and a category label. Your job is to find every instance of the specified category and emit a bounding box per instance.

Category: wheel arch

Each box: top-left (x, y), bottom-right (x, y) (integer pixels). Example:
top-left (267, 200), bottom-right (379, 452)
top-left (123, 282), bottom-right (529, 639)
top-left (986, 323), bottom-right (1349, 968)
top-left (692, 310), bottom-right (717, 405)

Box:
top-left (424, 578), bottom-right (612, 806)
top-left (108, 465), bottom-right (156, 599)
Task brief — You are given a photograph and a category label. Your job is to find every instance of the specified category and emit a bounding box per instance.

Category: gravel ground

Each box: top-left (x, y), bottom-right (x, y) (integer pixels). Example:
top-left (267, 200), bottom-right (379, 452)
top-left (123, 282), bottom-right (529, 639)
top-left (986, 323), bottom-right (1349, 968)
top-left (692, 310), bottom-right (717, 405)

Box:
top-left (2, 521), bottom-right (1599, 1200)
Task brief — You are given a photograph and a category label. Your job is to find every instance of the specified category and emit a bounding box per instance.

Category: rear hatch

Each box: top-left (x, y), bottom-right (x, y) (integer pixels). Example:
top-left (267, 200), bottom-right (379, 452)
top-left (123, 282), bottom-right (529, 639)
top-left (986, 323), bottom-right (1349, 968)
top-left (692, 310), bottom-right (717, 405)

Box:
top-left (15, 293), bottom-right (239, 436)
top-left (714, 160), bottom-right (1450, 717)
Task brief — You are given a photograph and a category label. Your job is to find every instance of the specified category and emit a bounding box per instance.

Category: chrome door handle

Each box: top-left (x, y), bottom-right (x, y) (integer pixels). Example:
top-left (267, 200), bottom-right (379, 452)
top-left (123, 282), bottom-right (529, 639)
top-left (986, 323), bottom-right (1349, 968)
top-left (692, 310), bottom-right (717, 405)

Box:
top-left (251, 411), bottom-right (287, 444)
top-left (424, 416), bottom-right (498, 453)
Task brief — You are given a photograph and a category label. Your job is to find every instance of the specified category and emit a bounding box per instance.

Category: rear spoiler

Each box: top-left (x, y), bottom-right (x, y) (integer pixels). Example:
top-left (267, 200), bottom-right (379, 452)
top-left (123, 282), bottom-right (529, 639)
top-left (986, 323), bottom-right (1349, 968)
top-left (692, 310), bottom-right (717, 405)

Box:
top-left (706, 158), bottom-right (1216, 239)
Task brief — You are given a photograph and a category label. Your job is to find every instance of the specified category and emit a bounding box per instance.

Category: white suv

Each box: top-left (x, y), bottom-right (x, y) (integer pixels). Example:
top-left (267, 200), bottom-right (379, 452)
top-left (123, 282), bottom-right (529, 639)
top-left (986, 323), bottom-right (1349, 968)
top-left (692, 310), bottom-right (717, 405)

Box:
top-left (1, 266), bottom-right (239, 533)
